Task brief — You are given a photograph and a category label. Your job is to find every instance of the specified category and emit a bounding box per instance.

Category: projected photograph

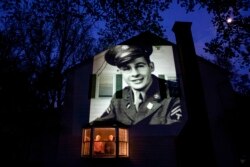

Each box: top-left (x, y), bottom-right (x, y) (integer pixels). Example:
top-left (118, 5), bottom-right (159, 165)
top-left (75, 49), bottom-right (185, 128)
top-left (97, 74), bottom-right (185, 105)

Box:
top-left (89, 45), bottom-right (183, 126)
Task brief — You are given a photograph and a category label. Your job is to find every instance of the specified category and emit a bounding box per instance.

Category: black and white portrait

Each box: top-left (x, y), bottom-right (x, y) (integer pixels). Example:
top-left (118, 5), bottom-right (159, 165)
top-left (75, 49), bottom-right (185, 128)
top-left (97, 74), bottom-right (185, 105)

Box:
top-left (89, 45), bottom-right (184, 126)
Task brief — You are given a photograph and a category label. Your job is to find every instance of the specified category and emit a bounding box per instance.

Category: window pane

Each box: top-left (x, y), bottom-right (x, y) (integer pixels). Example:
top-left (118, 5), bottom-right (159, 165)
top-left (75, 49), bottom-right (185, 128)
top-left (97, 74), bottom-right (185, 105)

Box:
top-left (82, 142), bottom-right (90, 156)
top-left (119, 128), bottom-right (128, 141)
top-left (104, 137), bottom-right (116, 155)
top-left (93, 128), bottom-right (116, 157)
top-left (158, 74), bottom-right (165, 80)
top-left (99, 75), bottom-right (113, 97)
top-left (84, 129), bottom-right (91, 141)
top-left (119, 142), bottom-right (128, 156)
top-left (119, 128), bottom-right (129, 157)
top-left (168, 76), bottom-right (177, 81)
top-left (81, 128), bottom-right (91, 156)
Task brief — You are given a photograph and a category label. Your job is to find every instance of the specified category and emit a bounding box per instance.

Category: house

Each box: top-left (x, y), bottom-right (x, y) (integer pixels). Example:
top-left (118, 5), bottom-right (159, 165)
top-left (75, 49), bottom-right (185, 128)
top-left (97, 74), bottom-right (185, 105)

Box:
top-left (56, 22), bottom-right (242, 167)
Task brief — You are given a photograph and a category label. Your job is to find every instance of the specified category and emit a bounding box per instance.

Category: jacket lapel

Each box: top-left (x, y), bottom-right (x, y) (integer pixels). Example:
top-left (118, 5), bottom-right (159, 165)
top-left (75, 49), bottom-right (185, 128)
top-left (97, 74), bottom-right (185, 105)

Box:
top-left (119, 75), bottom-right (167, 125)
top-left (132, 96), bottom-right (162, 124)
top-left (120, 88), bottom-right (138, 121)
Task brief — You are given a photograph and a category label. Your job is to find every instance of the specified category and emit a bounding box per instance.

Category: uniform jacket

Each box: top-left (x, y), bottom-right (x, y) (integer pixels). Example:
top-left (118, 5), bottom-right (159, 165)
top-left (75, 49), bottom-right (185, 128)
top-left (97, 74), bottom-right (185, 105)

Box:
top-left (96, 75), bottom-right (183, 125)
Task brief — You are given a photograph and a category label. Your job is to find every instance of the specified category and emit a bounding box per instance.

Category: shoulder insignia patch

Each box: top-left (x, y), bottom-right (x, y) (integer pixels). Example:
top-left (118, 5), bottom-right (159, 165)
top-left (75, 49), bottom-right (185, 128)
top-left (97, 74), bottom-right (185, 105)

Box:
top-left (106, 107), bottom-right (111, 114)
top-left (170, 106), bottom-right (182, 120)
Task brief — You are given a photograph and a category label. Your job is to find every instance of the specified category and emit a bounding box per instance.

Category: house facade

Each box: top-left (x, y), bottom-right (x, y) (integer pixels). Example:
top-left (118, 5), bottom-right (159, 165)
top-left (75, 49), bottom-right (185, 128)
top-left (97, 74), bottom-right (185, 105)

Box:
top-left (56, 22), bottom-right (240, 167)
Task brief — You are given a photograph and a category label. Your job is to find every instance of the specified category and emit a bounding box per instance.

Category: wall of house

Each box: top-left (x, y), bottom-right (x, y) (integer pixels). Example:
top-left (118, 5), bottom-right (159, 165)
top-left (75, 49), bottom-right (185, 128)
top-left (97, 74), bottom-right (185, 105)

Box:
top-left (56, 44), bottom-right (185, 167)
top-left (173, 22), bottom-right (217, 167)
top-left (56, 22), bottom-right (240, 167)
top-left (56, 60), bottom-right (93, 167)
top-left (89, 46), bottom-right (178, 122)
top-left (198, 58), bottom-right (239, 167)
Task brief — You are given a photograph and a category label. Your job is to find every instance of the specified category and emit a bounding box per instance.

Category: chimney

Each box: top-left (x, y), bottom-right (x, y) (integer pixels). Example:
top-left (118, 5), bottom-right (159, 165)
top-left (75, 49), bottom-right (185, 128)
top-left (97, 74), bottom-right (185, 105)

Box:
top-left (172, 22), bottom-right (216, 167)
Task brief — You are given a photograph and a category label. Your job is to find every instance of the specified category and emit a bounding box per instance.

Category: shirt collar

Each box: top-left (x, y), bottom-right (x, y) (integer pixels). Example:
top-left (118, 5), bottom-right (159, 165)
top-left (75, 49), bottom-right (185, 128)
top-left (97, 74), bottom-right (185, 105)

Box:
top-left (131, 77), bottom-right (153, 102)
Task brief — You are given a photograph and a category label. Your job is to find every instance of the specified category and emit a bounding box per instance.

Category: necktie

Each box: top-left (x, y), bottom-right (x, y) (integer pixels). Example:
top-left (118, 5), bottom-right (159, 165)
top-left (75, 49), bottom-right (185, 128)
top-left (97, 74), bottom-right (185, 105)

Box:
top-left (135, 92), bottom-right (143, 111)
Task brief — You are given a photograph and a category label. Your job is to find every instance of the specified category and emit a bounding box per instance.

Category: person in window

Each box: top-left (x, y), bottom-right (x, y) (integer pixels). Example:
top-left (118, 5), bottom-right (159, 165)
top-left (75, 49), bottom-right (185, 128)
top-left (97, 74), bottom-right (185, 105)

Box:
top-left (93, 135), bottom-right (104, 154)
top-left (105, 135), bottom-right (115, 154)
top-left (96, 45), bottom-right (183, 125)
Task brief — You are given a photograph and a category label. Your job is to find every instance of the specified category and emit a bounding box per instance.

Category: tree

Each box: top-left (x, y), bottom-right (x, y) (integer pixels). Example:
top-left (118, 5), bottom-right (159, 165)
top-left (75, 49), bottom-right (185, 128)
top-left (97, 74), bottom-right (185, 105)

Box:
top-left (82, 0), bottom-right (249, 95)
top-left (0, 1), bottom-right (97, 164)
top-left (0, 0), bottom-right (95, 112)
top-left (83, 0), bottom-right (171, 52)
top-left (177, 0), bottom-right (250, 95)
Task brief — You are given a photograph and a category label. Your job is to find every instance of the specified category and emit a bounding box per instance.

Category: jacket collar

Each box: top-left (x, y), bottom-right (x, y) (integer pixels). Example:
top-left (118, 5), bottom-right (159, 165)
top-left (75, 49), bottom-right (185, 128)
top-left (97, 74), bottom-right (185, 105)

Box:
top-left (121, 75), bottom-right (167, 124)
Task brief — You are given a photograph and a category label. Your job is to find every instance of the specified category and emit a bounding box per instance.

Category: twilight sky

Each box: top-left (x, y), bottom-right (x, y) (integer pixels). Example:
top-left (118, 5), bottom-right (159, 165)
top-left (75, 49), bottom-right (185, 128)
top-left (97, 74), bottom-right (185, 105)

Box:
top-left (161, 3), bottom-right (250, 92)
top-left (160, 2), bottom-right (216, 62)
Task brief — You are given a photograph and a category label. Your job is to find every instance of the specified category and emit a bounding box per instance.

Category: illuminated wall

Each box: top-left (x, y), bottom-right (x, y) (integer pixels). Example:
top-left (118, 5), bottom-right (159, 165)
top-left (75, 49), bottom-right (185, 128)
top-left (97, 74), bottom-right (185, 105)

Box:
top-left (88, 45), bottom-right (184, 127)
top-left (56, 24), bottom-right (237, 167)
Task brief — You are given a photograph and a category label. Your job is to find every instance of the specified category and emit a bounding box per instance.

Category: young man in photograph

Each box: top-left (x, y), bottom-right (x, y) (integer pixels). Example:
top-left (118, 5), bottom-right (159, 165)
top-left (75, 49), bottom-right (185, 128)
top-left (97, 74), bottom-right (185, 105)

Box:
top-left (96, 45), bottom-right (182, 125)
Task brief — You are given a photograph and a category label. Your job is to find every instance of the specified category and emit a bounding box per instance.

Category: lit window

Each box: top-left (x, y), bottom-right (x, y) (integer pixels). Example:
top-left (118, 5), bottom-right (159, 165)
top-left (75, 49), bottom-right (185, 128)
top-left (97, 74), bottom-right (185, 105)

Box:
top-left (93, 128), bottom-right (116, 157)
top-left (81, 128), bottom-right (91, 156)
top-left (119, 128), bottom-right (129, 157)
top-left (81, 123), bottom-right (129, 158)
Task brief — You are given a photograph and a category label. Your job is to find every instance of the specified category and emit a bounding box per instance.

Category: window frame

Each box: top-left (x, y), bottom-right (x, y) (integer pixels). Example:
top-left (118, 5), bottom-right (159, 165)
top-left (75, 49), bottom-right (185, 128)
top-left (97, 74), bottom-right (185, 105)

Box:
top-left (81, 126), bottom-right (129, 158)
top-left (97, 74), bottom-right (114, 98)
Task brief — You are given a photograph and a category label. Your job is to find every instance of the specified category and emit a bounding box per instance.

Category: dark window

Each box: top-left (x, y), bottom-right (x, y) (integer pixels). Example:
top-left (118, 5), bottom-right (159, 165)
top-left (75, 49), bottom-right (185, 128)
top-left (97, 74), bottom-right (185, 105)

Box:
top-left (99, 75), bottom-right (113, 97)
top-left (89, 74), bottom-right (96, 98)
top-left (115, 74), bottom-right (123, 98)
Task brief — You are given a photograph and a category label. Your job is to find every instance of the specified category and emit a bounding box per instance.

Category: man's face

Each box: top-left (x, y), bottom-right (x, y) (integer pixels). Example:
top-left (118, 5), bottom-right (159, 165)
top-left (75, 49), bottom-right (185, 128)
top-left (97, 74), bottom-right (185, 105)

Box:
top-left (95, 135), bottom-right (101, 141)
top-left (108, 135), bottom-right (114, 141)
top-left (119, 57), bottom-right (154, 91)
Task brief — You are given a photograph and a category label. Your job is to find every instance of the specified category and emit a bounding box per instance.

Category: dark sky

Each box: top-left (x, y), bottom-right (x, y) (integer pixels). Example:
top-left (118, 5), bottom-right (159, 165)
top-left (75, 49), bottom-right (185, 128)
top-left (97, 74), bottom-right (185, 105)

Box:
top-left (160, 2), bottom-right (216, 62)
top-left (89, 2), bottom-right (248, 86)
top-left (91, 4), bottom-right (216, 61)
top-left (161, 3), bottom-right (249, 92)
